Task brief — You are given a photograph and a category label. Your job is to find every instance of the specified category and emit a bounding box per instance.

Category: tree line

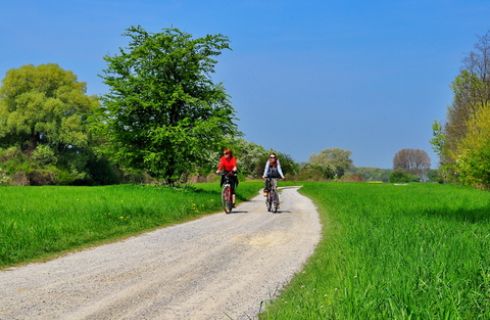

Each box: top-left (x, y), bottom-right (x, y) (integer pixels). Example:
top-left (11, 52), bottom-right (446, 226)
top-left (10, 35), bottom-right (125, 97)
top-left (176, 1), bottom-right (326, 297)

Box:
top-left (431, 31), bottom-right (490, 189)
top-left (0, 26), bottom-right (336, 185)
top-left (0, 25), bottom-right (438, 186)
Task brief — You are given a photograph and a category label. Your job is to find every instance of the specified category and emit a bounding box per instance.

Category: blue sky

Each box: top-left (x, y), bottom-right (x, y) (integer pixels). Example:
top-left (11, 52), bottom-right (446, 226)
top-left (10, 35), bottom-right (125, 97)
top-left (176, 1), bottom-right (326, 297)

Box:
top-left (1, 0), bottom-right (489, 168)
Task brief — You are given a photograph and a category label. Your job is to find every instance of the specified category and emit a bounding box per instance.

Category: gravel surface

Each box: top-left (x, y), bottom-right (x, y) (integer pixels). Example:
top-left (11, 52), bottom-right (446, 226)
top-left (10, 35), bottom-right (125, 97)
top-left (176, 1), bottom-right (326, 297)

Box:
top-left (0, 187), bottom-right (321, 320)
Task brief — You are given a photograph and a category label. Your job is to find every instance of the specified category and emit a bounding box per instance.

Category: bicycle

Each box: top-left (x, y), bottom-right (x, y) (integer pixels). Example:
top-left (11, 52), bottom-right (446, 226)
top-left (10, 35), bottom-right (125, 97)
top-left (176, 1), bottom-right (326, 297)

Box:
top-left (220, 171), bottom-right (236, 214)
top-left (265, 178), bottom-right (280, 213)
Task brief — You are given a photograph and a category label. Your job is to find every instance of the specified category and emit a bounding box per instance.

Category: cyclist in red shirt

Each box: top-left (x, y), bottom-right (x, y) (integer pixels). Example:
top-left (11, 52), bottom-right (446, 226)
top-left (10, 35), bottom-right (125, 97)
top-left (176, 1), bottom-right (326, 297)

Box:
top-left (216, 148), bottom-right (238, 207)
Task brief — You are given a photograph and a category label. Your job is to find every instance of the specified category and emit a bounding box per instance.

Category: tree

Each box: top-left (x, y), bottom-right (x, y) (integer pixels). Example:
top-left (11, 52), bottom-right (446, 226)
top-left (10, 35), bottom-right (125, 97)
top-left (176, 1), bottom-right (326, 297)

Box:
top-left (431, 31), bottom-right (490, 184)
top-left (101, 26), bottom-right (237, 183)
top-left (0, 64), bottom-right (97, 151)
top-left (455, 106), bottom-right (490, 189)
top-left (309, 148), bottom-right (353, 178)
top-left (438, 32), bottom-right (490, 169)
top-left (393, 149), bottom-right (430, 180)
top-left (233, 139), bottom-right (267, 178)
top-left (0, 64), bottom-right (98, 184)
top-left (445, 71), bottom-right (489, 161)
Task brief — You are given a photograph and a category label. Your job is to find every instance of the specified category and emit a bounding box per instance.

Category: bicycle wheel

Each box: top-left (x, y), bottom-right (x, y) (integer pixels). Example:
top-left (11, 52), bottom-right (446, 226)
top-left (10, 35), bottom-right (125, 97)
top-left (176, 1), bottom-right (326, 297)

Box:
top-left (266, 192), bottom-right (272, 212)
top-left (222, 185), bottom-right (232, 213)
top-left (273, 191), bottom-right (279, 213)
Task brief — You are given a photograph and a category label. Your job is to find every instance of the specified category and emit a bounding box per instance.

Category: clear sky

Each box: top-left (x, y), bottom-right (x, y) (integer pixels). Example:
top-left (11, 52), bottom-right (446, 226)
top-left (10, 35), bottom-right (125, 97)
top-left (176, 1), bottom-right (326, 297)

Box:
top-left (1, 0), bottom-right (490, 168)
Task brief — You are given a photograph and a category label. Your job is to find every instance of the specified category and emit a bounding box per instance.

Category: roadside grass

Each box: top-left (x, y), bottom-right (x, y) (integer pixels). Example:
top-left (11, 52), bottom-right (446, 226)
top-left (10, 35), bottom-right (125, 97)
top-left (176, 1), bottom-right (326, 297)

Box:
top-left (261, 182), bottom-right (490, 319)
top-left (0, 181), bottom-right (261, 268)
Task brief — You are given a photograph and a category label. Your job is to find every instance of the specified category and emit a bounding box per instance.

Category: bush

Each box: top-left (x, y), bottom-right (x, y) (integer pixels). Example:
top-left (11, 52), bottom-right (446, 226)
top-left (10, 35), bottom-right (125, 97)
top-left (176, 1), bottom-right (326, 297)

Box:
top-left (31, 145), bottom-right (57, 165)
top-left (295, 164), bottom-right (335, 181)
top-left (27, 169), bottom-right (57, 185)
top-left (389, 170), bottom-right (419, 183)
top-left (0, 168), bottom-right (10, 185)
top-left (10, 171), bottom-right (29, 185)
top-left (85, 156), bottom-right (121, 185)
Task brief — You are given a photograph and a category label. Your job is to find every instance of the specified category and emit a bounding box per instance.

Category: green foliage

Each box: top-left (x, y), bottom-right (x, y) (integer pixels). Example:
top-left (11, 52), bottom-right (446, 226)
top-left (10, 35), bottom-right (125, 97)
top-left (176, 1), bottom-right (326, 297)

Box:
top-left (232, 139), bottom-right (267, 177)
top-left (389, 170), bottom-right (419, 183)
top-left (101, 26), bottom-right (237, 183)
top-left (456, 106), bottom-right (490, 189)
top-left (230, 139), bottom-right (299, 178)
top-left (309, 148), bottom-right (353, 178)
top-left (0, 64), bottom-right (102, 185)
top-left (427, 169), bottom-right (443, 183)
top-left (348, 166), bottom-right (392, 182)
top-left (0, 168), bottom-right (10, 185)
top-left (31, 145), bottom-right (57, 165)
top-left (0, 182), bottom-right (262, 267)
top-left (0, 64), bottom-right (97, 150)
top-left (261, 183), bottom-right (490, 319)
top-left (430, 120), bottom-right (446, 159)
top-left (295, 163), bottom-right (335, 180)
top-left (434, 33), bottom-right (490, 184)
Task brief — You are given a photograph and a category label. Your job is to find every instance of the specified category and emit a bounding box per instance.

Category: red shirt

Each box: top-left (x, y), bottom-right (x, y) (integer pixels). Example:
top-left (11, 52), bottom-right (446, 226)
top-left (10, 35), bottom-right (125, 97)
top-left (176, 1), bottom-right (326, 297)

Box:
top-left (218, 156), bottom-right (237, 172)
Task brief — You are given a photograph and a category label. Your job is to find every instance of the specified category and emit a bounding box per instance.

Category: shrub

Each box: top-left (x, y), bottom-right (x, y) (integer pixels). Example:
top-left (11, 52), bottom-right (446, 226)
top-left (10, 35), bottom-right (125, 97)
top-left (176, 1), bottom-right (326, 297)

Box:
top-left (27, 169), bottom-right (57, 185)
top-left (31, 145), bottom-right (57, 165)
top-left (0, 168), bottom-right (10, 185)
top-left (0, 146), bottom-right (22, 163)
top-left (10, 171), bottom-right (29, 185)
top-left (295, 164), bottom-right (335, 181)
top-left (389, 170), bottom-right (419, 183)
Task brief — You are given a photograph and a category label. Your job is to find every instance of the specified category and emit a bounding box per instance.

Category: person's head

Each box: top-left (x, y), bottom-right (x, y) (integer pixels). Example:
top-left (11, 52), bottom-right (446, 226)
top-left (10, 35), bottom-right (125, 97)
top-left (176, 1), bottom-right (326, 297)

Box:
top-left (268, 153), bottom-right (277, 164)
top-left (223, 148), bottom-right (233, 158)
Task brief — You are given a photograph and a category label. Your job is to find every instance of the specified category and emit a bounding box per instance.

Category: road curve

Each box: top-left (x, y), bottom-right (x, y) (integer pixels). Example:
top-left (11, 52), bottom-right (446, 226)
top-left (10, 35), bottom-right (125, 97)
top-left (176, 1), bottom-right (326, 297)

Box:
top-left (0, 187), bottom-right (321, 320)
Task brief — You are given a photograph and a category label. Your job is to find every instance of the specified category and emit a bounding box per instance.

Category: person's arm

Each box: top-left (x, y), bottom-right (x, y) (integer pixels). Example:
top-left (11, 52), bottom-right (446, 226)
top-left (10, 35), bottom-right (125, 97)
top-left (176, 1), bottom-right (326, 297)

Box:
top-left (232, 157), bottom-right (238, 172)
top-left (277, 160), bottom-right (285, 179)
top-left (263, 161), bottom-right (270, 178)
top-left (216, 157), bottom-right (223, 173)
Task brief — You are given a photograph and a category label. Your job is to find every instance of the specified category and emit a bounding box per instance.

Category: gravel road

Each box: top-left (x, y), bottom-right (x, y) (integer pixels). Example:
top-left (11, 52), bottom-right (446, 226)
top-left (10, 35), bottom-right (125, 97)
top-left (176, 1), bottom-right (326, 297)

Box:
top-left (0, 187), bottom-right (321, 320)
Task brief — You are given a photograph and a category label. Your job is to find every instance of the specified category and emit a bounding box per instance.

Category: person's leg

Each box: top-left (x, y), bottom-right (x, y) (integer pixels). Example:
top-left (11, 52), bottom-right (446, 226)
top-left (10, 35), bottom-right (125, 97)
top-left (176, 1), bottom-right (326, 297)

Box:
top-left (232, 177), bottom-right (237, 206)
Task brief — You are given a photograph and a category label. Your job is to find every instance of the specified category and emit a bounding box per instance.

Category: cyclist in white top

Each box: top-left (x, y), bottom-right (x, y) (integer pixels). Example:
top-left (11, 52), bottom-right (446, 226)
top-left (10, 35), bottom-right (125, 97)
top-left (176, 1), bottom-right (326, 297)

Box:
top-left (262, 153), bottom-right (285, 196)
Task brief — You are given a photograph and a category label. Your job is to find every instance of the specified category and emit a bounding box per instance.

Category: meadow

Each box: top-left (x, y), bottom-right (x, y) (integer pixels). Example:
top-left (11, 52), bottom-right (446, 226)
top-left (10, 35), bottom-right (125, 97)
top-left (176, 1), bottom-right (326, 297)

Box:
top-left (261, 182), bottom-right (490, 319)
top-left (0, 181), bottom-right (262, 268)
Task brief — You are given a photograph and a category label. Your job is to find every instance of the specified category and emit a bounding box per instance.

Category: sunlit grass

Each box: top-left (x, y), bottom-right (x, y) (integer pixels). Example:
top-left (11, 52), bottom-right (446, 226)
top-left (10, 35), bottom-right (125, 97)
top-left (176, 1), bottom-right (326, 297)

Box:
top-left (261, 182), bottom-right (490, 319)
top-left (0, 181), bottom-right (262, 268)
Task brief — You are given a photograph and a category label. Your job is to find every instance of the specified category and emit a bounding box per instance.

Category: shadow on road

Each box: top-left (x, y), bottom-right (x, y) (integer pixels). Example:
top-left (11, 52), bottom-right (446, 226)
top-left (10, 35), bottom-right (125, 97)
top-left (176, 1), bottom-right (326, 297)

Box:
top-left (229, 210), bottom-right (249, 214)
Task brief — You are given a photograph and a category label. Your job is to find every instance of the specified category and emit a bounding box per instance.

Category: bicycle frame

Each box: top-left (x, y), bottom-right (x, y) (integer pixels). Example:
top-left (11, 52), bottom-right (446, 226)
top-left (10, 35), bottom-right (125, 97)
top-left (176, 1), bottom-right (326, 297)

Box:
top-left (221, 171), bottom-right (235, 213)
top-left (265, 178), bottom-right (279, 213)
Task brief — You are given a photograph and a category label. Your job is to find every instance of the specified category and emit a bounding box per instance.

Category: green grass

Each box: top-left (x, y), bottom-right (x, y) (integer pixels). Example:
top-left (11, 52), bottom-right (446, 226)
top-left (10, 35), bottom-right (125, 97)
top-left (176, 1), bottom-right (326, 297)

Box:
top-left (261, 182), bottom-right (490, 319)
top-left (0, 181), bottom-right (261, 268)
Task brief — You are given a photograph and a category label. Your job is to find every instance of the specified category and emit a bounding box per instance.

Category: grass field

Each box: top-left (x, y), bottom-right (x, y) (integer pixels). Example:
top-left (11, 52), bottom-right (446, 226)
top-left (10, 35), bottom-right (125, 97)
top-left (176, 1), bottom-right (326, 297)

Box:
top-left (0, 181), bottom-right (262, 268)
top-left (261, 182), bottom-right (490, 319)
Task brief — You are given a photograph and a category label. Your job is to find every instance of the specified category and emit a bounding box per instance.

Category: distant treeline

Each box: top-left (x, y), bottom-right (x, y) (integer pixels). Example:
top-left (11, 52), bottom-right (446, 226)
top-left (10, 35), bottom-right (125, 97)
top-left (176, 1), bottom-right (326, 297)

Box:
top-left (0, 25), bottom-right (392, 186)
top-left (0, 25), bottom-right (457, 186)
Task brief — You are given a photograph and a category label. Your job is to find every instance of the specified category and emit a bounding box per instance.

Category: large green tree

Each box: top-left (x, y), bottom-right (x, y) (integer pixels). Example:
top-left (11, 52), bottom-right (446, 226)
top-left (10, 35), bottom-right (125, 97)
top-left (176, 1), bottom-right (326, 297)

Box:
top-left (0, 64), bottom-right (97, 150)
top-left (101, 26), bottom-right (237, 183)
top-left (0, 64), bottom-right (98, 184)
